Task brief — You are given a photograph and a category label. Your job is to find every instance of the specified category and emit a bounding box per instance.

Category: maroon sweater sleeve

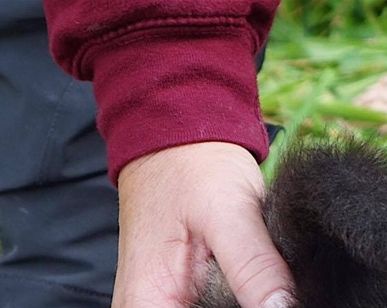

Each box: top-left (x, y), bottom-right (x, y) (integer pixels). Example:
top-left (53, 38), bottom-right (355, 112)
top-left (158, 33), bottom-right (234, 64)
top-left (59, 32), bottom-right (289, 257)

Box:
top-left (43, 0), bottom-right (280, 185)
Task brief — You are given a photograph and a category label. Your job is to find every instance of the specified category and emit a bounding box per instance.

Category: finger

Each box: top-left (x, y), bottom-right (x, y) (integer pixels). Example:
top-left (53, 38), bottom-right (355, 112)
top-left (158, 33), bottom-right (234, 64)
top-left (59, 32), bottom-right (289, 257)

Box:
top-left (113, 239), bottom-right (189, 307)
top-left (206, 203), bottom-right (293, 308)
top-left (112, 225), bottom-right (209, 308)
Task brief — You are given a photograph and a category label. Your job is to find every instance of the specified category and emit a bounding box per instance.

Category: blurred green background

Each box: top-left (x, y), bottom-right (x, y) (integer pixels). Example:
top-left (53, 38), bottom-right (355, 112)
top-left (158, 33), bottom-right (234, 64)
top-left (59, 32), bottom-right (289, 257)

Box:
top-left (259, 0), bottom-right (387, 182)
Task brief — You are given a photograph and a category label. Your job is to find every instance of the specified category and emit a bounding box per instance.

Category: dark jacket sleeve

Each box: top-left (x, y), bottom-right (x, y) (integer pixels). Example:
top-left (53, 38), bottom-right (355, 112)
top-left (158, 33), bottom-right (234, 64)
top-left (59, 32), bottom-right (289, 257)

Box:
top-left (43, 0), bottom-right (280, 185)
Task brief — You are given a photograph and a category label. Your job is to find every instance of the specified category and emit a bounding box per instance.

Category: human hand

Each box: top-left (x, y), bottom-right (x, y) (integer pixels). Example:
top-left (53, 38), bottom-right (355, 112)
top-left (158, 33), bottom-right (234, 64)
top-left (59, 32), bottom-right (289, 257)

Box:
top-left (111, 142), bottom-right (292, 307)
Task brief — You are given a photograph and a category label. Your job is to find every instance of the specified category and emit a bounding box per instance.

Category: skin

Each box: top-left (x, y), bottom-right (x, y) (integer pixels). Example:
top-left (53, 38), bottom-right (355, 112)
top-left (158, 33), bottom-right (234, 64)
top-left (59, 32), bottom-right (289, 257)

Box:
top-left (111, 142), bottom-right (292, 307)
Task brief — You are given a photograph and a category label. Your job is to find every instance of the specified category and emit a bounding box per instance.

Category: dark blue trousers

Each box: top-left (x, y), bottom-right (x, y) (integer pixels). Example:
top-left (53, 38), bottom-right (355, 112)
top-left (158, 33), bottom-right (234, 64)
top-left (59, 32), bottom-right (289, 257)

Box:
top-left (0, 2), bottom-right (271, 307)
top-left (0, 3), bottom-right (117, 307)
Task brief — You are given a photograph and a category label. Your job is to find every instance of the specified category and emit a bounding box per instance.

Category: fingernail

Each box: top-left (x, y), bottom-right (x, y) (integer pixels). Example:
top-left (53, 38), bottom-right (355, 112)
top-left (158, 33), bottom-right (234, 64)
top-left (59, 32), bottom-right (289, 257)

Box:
top-left (262, 290), bottom-right (292, 308)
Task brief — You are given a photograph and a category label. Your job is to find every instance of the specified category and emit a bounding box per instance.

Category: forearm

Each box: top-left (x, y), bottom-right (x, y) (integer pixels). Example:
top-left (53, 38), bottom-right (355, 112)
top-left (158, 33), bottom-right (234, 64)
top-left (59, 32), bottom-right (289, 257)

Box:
top-left (43, 0), bottom-right (280, 185)
top-left (44, 0), bottom-right (279, 78)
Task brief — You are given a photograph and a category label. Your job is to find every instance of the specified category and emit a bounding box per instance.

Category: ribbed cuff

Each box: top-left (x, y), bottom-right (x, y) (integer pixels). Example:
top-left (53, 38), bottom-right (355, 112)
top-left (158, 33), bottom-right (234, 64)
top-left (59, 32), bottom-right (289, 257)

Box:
top-left (88, 25), bottom-right (269, 185)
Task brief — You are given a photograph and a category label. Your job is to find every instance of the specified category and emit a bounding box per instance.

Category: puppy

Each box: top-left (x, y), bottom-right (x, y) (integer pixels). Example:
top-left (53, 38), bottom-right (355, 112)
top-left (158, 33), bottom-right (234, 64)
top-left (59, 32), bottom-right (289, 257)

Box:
top-left (194, 137), bottom-right (387, 308)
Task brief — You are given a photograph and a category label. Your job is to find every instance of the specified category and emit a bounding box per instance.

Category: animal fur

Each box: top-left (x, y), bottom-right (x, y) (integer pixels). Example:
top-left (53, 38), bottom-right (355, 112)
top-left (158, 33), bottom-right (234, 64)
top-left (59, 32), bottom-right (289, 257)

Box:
top-left (193, 137), bottom-right (387, 308)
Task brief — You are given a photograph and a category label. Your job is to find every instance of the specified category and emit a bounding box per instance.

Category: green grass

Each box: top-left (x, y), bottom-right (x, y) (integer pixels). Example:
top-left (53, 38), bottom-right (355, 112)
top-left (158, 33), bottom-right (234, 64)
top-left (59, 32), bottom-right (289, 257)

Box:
top-left (259, 0), bottom-right (387, 183)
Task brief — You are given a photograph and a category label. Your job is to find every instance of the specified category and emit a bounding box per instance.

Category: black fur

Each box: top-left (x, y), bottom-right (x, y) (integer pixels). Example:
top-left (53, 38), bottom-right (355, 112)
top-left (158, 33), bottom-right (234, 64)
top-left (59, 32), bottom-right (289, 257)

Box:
top-left (194, 137), bottom-right (387, 308)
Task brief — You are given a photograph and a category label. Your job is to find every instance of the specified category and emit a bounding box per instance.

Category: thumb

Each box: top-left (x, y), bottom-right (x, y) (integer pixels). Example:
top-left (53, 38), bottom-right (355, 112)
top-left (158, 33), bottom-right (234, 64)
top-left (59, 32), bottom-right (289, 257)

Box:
top-left (206, 203), bottom-right (293, 308)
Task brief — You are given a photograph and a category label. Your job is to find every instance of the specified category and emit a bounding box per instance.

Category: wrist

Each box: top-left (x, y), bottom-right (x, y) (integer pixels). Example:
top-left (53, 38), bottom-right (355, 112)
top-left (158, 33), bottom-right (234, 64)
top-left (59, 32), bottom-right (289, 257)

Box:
top-left (118, 142), bottom-right (259, 189)
top-left (117, 142), bottom-right (264, 228)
